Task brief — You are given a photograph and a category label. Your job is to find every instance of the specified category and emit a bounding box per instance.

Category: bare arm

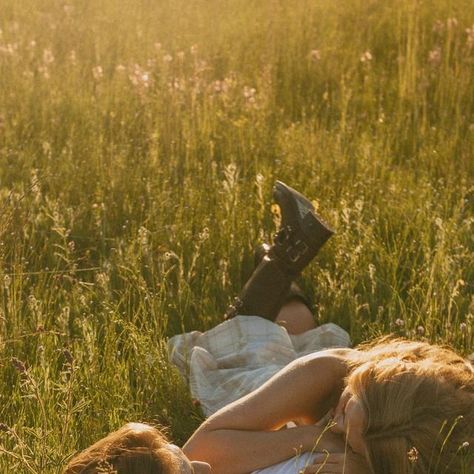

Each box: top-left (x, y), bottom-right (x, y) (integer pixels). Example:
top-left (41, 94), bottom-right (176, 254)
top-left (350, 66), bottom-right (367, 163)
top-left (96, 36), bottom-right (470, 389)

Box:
top-left (184, 352), bottom-right (349, 474)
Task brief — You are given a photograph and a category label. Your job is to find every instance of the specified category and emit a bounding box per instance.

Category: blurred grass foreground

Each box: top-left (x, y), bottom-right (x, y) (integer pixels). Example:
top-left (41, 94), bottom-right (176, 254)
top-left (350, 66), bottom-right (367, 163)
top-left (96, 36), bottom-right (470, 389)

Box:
top-left (0, 0), bottom-right (473, 472)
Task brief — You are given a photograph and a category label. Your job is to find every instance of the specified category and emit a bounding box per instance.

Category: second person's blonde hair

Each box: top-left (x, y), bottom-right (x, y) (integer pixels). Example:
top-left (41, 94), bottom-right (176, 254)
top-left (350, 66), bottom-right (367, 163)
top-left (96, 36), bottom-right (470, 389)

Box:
top-left (348, 339), bottom-right (474, 474)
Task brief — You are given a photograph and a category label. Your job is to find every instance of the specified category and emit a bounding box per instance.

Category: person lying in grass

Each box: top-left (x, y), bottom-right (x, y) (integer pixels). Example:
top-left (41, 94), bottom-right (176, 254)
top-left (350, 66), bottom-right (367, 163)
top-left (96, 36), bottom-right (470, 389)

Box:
top-left (65, 182), bottom-right (473, 474)
top-left (64, 335), bottom-right (474, 474)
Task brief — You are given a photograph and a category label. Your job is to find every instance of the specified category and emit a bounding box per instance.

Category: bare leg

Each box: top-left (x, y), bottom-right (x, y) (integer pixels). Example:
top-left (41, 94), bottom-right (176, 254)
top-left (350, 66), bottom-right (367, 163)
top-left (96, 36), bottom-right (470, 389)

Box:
top-left (275, 299), bottom-right (316, 335)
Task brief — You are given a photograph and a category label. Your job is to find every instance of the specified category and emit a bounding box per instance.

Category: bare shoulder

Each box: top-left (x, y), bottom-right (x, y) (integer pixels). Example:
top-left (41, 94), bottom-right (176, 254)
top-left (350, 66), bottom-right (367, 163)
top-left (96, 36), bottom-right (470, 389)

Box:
top-left (293, 348), bottom-right (361, 383)
top-left (280, 349), bottom-right (361, 423)
top-left (294, 347), bottom-right (363, 374)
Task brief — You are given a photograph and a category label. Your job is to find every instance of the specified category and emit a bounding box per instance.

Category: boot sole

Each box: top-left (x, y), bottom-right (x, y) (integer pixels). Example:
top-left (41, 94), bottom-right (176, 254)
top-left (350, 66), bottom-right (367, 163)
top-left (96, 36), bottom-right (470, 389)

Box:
top-left (273, 181), bottom-right (335, 243)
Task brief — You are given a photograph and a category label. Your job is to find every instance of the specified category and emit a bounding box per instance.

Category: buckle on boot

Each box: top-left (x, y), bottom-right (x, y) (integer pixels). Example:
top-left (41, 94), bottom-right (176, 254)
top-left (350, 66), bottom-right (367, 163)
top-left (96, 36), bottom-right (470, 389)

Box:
top-left (274, 226), bottom-right (292, 244)
top-left (286, 240), bottom-right (309, 262)
top-left (224, 297), bottom-right (243, 320)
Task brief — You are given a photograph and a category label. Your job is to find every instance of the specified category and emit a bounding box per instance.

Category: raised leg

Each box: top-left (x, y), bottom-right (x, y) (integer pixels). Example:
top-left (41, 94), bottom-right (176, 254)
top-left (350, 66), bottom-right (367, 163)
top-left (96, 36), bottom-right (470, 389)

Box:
top-left (225, 181), bottom-right (334, 322)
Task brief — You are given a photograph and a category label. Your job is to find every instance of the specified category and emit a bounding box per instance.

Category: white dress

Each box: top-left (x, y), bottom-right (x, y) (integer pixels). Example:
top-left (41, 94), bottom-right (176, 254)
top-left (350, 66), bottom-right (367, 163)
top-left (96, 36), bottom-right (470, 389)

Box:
top-left (168, 316), bottom-right (351, 473)
top-left (254, 452), bottom-right (316, 473)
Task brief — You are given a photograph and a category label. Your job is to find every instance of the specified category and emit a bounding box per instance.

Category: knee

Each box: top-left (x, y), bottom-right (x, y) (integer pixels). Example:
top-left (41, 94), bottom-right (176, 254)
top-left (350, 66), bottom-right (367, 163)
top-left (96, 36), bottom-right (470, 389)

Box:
top-left (275, 300), bottom-right (316, 335)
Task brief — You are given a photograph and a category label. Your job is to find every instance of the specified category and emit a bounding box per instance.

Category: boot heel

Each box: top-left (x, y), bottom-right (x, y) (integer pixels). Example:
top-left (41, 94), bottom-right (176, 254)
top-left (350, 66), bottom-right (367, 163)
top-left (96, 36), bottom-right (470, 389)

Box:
top-left (301, 212), bottom-right (334, 245)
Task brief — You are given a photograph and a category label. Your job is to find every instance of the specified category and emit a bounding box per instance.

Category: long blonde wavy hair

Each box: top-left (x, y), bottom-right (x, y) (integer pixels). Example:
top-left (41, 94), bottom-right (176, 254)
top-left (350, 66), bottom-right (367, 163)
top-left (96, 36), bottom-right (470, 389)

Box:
top-left (346, 339), bottom-right (474, 474)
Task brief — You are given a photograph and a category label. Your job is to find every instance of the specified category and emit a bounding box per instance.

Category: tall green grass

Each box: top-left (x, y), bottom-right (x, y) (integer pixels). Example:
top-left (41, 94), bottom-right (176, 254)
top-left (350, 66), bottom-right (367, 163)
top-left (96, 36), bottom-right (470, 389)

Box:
top-left (0, 0), bottom-right (473, 471)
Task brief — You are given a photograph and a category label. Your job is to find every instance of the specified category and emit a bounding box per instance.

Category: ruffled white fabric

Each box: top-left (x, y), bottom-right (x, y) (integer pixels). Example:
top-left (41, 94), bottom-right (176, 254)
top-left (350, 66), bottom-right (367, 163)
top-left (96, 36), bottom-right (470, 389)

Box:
top-left (168, 316), bottom-right (351, 417)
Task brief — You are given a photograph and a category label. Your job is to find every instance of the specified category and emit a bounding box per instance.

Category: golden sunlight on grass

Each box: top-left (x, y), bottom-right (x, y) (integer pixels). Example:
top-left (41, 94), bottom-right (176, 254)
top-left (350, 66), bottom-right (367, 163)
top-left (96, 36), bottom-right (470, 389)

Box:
top-left (0, 0), bottom-right (473, 471)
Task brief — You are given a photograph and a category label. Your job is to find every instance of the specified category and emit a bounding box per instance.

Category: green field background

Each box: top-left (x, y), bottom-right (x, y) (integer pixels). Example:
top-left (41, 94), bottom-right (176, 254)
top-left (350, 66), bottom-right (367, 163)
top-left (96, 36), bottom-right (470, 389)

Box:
top-left (0, 0), bottom-right (473, 471)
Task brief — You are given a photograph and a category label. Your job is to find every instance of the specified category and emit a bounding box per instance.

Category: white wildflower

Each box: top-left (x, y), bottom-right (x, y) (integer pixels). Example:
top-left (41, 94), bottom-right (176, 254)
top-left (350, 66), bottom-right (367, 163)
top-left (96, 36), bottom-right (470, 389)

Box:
top-left (428, 47), bottom-right (442, 66)
top-left (129, 64), bottom-right (152, 89)
top-left (69, 50), bottom-right (77, 65)
top-left (0, 43), bottom-right (17, 56)
top-left (3, 275), bottom-right (11, 289)
top-left (92, 65), bottom-right (103, 81)
top-left (310, 49), bottom-right (321, 62)
top-left (243, 86), bottom-right (256, 99)
top-left (447, 17), bottom-right (458, 29)
top-left (38, 65), bottom-right (50, 79)
top-left (42, 48), bottom-right (55, 64)
top-left (360, 51), bottom-right (373, 63)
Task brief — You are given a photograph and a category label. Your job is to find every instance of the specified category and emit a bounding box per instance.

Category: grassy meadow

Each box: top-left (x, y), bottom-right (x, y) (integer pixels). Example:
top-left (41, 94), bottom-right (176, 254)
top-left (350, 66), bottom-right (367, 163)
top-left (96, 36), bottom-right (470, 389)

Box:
top-left (0, 0), bottom-right (473, 471)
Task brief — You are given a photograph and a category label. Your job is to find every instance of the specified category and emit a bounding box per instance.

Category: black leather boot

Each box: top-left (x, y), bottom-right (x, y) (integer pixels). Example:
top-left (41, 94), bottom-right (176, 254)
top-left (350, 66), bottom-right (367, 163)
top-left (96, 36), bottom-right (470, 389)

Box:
top-left (253, 243), bottom-right (313, 312)
top-left (271, 181), bottom-right (334, 275)
top-left (225, 181), bottom-right (334, 321)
